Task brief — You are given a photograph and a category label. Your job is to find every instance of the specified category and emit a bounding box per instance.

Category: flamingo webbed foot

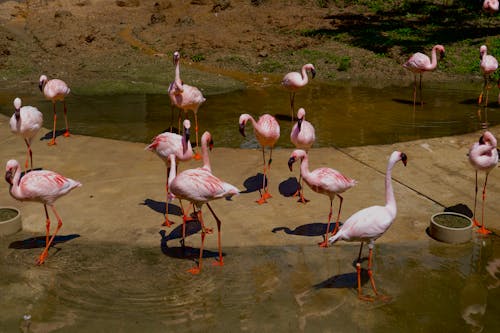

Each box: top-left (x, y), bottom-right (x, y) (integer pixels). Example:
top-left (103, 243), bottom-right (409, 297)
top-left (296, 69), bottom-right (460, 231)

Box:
top-left (193, 152), bottom-right (202, 160)
top-left (187, 267), bottom-right (201, 275)
top-left (318, 240), bottom-right (329, 248)
top-left (476, 227), bottom-right (492, 235)
top-left (358, 294), bottom-right (375, 302)
top-left (63, 131), bottom-right (70, 137)
top-left (48, 139), bottom-right (57, 146)
top-left (212, 259), bottom-right (224, 267)
top-left (36, 251), bottom-right (48, 265)
top-left (162, 219), bottom-right (174, 227)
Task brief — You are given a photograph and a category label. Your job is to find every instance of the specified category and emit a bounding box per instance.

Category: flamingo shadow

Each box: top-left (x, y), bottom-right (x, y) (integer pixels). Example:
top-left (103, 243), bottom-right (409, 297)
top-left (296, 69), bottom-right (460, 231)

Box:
top-left (159, 229), bottom-right (223, 260)
top-left (314, 269), bottom-right (369, 290)
top-left (391, 98), bottom-right (422, 106)
top-left (39, 129), bottom-right (68, 142)
top-left (141, 198), bottom-right (183, 216)
top-left (9, 234), bottom-right (80, 249)
top-left (240, 173), bottom-right (267, 194)
top-left (279, 177), bottom-right (301, 197)
top-left (272, 222), bottom-right (341, 239)
top-left (274, 113), bottom-right (292, 122)
top-left (444, 203), bottom-right (473, 218)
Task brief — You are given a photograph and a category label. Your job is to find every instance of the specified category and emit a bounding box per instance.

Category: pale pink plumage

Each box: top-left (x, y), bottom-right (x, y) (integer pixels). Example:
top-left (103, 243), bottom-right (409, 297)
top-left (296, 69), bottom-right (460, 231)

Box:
top-left (484, 0), bottom-right (499, 13)
top-left (146, 119), bottom-right (193, 226)
top-left (288, 149), bottom-right (356, 247)
top-left (239, 113), bottom-right (280, 204)
top-left (281, 64), bottom-right (316, 121)
top-left (39, 74), bottom-right (71, 145)
top-left (5, 159), bottom-right (81, 265)
top-left (479, 45), bottom-right (498, 107)
top-left (403, 45), bottom-right (445, 107)
top-left (468, 131), bottom-right (498, 234)
top-left (169, 142), bottom-right (239, 274)
top-left (10, 97), bottom-right (43, 170)
top-left (168, 51), bottom-right (206, 160)
top-left (328, 151), bottom-right (407, 301)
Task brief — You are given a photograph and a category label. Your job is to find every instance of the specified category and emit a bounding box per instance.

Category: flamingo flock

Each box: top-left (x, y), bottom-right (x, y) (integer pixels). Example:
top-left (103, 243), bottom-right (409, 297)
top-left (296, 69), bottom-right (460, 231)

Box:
top-left (3, 39), bottom-right (499, 304)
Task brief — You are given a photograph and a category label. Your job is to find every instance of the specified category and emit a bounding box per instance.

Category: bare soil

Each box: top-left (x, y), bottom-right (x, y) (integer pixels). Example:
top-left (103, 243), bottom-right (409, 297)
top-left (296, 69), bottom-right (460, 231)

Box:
top-left (0, 0), bottom-right (486, 94)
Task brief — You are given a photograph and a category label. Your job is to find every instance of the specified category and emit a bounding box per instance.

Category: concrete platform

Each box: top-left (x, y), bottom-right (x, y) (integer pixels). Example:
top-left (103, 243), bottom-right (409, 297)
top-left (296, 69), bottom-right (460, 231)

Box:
top-left (1, 113), bottom-right (498, 250)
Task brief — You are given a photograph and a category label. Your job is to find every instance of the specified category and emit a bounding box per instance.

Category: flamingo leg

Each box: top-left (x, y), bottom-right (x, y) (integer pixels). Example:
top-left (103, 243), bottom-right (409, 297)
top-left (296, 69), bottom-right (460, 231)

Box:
top-left (206, 203), bottom-right (224, 267)
top-left (294, 172), bottom-right (309, 203)
top-left (177, 108), bottom-right (183, 135)
top-left (188, 209), bottom-right (206, 274)
top-left (37, 205), bottom-right (63, 265)
top-left (289, 92), bottom-right (295, 122)
top-left (193, 111), bottom-right (201, 160)
top-left (473, 170), bottom-right (480, 227)
top-left (477, 173), bottom-right (492, 235)
top-left (63, 100), bottom-right (70, 137)
top-left (24, 139), bottom-right (33, 171)
top-left (49, 102), bottom-right (57, 146)
top-left (419, 73), bottom-right (423, 107)
top-left (332, 194), bottom-right (343, 235)
top-left (163, 167), bottom-right (173, 227)
top-left (257, 147), bottom-right (272, 204)
top-left (319, 198), bottom-right (334, 248)
top-left (479, 76), bottom-right (487, 105)
top-left (363, 245), bottom-right (391, 302)
top-left (169, 103), bottom-right (175, 132)
top-left (412, 74), bottom-right (417, 109)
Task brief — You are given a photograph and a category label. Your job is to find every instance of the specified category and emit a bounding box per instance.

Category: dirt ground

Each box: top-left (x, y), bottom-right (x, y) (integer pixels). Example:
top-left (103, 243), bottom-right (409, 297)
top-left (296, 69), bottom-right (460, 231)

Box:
top-left (0, 0), bottom-right (468, 95)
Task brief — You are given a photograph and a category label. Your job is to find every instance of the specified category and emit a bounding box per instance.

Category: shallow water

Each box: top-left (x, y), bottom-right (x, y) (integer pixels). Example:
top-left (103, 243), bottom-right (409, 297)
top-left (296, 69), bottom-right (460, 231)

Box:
top-left (0, 231), bottom-right (499, 332)
top-left (0, 81), bottom-right (497, 148)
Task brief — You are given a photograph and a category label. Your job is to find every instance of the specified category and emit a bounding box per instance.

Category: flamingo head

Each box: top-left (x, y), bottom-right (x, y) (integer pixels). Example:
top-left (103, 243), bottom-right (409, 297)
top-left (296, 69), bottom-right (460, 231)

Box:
top-left (296, 108), bottom-right (306, 130)
top-left (305, 64), bottom-right (316, 79)
top-left (13, 97), bottom-right (21, 119)
top-left (480, 45), bottom-right (488, 60)
top-left (38, 75), bottom-right (47, 92)
top-left (182, 119), bottom-right (191, 150)
top-left (239, 114), bottom-right (250, 137)
top-left (479, 131), bottom-right (497, 147)
top-left (435, 45), bottom-right (445, 59)
top-left (201, 131), bottom-right (214, 151)
top-left (4, 159), bottom-right (18, 186)
top-left (173, 51), bottom-right (180, 65)
top-left (401, 152), bottom-right (408, 166)
top-left (288, 149), bottom-right (306, 171)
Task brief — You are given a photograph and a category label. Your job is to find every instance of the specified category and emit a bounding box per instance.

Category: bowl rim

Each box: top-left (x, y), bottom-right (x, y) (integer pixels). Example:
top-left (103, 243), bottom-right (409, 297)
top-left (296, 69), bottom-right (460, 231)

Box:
top-left (430, 211), bottom-right (473, 231)
top-left (0, 206), bottom-right (21, 223)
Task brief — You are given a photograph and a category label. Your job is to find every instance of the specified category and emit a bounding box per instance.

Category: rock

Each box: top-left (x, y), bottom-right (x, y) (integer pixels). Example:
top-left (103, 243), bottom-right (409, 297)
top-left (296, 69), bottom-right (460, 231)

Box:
top-left (150, 13), bottom-right (166, 25)
top-left (211, 0), bottom-right (231, 12)
top-left (116, 0), bottom-right (140, 7)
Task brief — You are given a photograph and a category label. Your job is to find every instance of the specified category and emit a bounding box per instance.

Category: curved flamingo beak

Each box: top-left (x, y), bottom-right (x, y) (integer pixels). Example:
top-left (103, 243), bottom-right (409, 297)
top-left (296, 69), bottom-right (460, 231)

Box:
top-left (401, 153), bottom-right (408, 166)
top-left (209, 139), bottom-right (214, 151)
top-left (297, 117), bottom-right (303, 131)
top-left (5, 170), bottom-right (12, 185)
top-left (440, 50), bottom-right (445, 59)
top-left (239, 123), bottom-right (246, 137)
top-left (38, 82), bottom-right (43, 92)
top-left (311, 69), bottom-right (316, 79)
top-left (288, 157), bottom-right (296, 171)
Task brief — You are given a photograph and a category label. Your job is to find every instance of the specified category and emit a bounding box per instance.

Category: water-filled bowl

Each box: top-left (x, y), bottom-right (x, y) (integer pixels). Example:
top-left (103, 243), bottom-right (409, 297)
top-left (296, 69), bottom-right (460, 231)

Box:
top-left (0, 207), bottom-right (22, 236)
top-left (429, 212), bottom-right (473, 244)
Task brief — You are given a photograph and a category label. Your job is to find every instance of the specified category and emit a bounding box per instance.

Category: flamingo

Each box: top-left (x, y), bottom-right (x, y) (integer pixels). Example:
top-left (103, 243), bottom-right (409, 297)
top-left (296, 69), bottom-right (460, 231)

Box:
top-left (468, 131), bottom-right (498, 234)
top-left (169, 146), bottom-right (239, 274)
top-left (39, 75), bottom-right (71, 146)
top-left (290, 108), bottom-right (316, 203)
top-left (168, 51), bottom-right (206, 160)
top-left (239, 113), bottom-right (280, 204)
top-left (403, 45), bottom-right (445, 107)
top-left (288, 149), bottom-right (356, 247)
top-left (328, 151), bottom-right (407, 301)
top-left (145, 119), bottom-right (194, 227)
top-left (484, 0), bottom-right (499, 13)
top-left (281, 63), bottom-right (316, 121)
top-left (9, 97), bottom-right (43, 171)
top-left (478, 45), bottom-right (498, 107)
top-left (4, 159), bottom-right (81, 265)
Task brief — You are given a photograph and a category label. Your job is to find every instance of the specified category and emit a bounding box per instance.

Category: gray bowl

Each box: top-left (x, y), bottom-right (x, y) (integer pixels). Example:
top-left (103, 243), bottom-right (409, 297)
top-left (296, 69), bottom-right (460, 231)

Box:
top-left (0, 207), bottom-right (22, 236)
top-left (430, 212), bottom-right (473, 244)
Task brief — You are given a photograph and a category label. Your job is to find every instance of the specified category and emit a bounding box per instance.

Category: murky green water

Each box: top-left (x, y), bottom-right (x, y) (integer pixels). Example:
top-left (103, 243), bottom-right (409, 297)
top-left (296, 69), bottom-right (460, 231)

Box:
top-left (0, 232), bottom-right (499, 332)
top-left (0, 82), bottom-right (497, 148)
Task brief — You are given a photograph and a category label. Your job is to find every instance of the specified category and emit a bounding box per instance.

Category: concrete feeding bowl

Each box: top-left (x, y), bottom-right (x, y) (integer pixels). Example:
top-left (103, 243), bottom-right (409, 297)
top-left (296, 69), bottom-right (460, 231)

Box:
top-left (0, 207), bottom-right (22, 236)
top-left (430, 212), bottom-right (473, 244)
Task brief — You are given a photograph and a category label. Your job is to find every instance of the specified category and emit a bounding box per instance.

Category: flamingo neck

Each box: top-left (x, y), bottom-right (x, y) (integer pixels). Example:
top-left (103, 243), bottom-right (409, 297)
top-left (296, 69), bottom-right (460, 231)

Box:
top-left (174, 60), bottom-right (183, 91)
top-left (300, 66), bottom-right (310, 85)
top-left (167, 155), bottom-right (176, 189)
top-left (201, 137), bottom-right (211, 172)
top-left (299, 154), bottom-right (310, 178)
top-left (385, 159), bottom-right (397, 217)
top-left (428, 46), bottom-right (440, 70)
top-left (14, 109), bottom-right (20, 121)
top-left (9, 166), bottom-right (22, 199)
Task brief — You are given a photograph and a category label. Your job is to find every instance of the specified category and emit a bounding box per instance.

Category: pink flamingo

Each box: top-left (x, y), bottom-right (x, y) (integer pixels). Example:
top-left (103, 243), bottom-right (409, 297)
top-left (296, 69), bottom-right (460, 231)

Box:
top-left (10, 97), bottom-right (43, 171)
top-left (290, 107), bottom-right (316, 203)
top-left (168, 51), bottom-right (206, 160)
top-left (5, 159), bottom-right (81, 265)
top-left (239, 113), bottom-right (280, 204)
top-left (478, 45), bottom-right (498, 107)
top-left (281, 63), bottom-right (316, 121)
top-left (288, 149), bottom-right (356, 247)
top-left (468, 131), bottom-right (498, 234)
top-left (39, 74), bottom-right (71, 146)
top-left (145, 119), bottom-right (194, 227)
top-left (484, 0), bottom-right (499, 13)
top-left (403, 45), bottom-right (445, 107)
top-left (328, 151), bottom-right (407, 301)
top-left (169, 145), bottom-right (239, 274)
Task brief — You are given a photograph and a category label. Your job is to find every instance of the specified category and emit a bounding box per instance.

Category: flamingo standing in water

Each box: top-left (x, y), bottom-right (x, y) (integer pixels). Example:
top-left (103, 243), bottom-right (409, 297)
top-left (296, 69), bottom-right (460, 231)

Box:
top-left (478, 45), bottom-right (498, 107)
top-left (5, 159), bottom-right (81, 265)
top-left (169, 135), bottom-right (239, 274)
top-left (403, 45), bottom-right (445, 107)
top-left (39, 75), bottom-right (71, 146)
top-left (239, 113), bottom-right (280, 204)
top-left (484, 0), bottom-right (499, 13)
top-left (10, 97), bottom-right (43, 171)
top-left (290, 108), bottom-right (316, 203)
top-left (145, 119), bottom-right (194, 227)
top-left (282, 64), bottom-right (316, 121)
top-left (288, 149), bottom-right (356, 247)
top-left (328, 151), bottom-right (407, 301)
top-left (468, 131), bottom-right (498, 234)
top-left (168, 51), bottom-right (206, 160)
